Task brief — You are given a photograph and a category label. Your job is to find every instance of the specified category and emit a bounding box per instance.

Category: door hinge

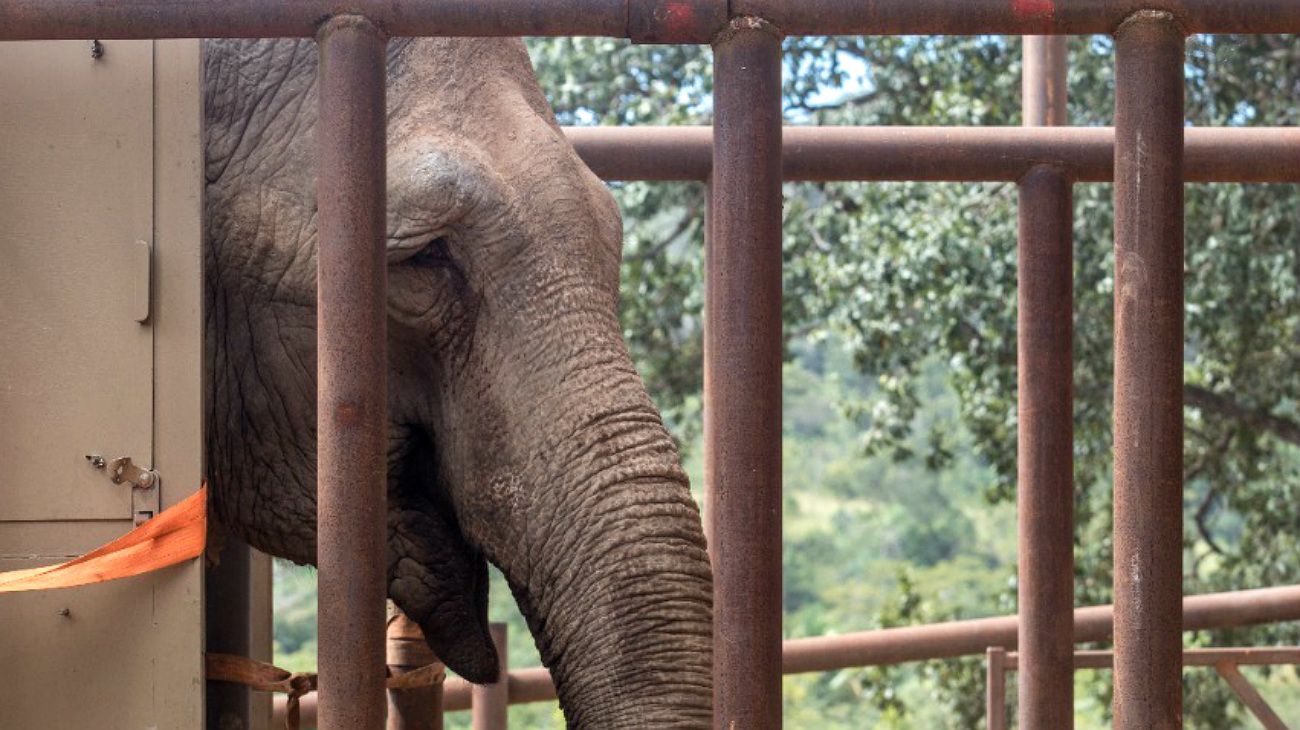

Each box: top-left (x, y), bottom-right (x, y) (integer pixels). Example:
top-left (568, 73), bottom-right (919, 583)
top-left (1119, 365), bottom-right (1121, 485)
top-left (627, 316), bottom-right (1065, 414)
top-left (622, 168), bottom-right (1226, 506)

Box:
top-left (86, 454), bottom-right (160, 525)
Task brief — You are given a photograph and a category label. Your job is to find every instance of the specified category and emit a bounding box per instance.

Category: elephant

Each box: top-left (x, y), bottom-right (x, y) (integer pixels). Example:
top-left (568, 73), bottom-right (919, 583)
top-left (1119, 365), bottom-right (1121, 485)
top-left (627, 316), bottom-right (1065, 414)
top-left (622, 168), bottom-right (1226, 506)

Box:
top-left (203, 37), bottom-right (712, 727)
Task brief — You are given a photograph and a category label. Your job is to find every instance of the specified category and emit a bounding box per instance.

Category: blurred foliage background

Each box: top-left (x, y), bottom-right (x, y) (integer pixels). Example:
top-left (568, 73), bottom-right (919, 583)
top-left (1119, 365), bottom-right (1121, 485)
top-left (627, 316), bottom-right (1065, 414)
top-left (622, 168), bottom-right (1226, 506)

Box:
top-left (275, 34), bottom-right (1300, 728)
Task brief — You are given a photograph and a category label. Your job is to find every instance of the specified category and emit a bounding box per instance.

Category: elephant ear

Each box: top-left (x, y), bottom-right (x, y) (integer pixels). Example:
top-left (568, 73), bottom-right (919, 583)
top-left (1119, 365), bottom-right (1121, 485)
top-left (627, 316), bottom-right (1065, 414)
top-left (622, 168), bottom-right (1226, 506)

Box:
top-left (388, 493), bottom-right (499, 684)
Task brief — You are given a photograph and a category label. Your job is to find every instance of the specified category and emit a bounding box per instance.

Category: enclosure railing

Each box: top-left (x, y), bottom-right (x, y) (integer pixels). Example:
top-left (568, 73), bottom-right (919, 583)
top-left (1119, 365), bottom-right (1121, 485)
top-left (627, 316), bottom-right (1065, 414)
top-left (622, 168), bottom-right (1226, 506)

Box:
top-left (279, 583), bottom-right (1300, 725)
top-left (987, 647), bottom-right (1300, 730)
top-left (5, 2), bottom-right (1300, 728)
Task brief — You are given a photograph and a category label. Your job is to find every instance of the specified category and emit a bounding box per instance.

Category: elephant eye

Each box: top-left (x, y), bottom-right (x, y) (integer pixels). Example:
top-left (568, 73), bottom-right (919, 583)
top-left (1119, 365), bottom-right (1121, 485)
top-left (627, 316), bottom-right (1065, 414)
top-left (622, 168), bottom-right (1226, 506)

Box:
top-left (408, 235), bottom-right (455, 269)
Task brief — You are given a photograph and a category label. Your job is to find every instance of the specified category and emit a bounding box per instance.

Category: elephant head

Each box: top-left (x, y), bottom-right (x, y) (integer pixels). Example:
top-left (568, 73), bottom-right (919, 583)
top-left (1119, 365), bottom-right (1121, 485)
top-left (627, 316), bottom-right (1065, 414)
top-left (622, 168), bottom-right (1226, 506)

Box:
top-left (203, 38), bottom-right (712, 727)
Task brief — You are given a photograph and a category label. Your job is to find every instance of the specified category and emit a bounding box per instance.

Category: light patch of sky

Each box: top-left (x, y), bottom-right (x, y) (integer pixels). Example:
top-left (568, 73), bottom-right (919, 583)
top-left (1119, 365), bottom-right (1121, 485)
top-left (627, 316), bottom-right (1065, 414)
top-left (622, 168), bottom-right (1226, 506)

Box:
top-left (789, 51), bottom-right (872, 123)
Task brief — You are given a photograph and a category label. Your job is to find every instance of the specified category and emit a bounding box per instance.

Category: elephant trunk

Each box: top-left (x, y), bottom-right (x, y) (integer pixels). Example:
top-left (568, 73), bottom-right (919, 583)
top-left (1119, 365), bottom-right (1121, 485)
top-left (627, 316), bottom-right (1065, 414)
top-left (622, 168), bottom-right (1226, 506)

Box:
top-left (523, 419), bottom-right (712, 727)
top-left (466, 325), bottom-right (713, 728)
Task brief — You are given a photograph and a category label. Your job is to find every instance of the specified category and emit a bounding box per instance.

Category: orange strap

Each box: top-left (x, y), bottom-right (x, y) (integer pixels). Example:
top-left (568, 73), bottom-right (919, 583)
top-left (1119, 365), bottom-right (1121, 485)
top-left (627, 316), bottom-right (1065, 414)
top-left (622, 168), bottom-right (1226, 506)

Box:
top-left (0, 486), bottom-right (207, 592)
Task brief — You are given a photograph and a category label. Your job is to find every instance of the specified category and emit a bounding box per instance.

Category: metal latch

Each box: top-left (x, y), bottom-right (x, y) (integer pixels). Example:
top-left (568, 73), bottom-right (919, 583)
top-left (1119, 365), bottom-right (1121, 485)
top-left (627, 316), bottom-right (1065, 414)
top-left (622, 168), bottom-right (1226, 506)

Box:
top-left (86, 454), bottom-right (161, 525)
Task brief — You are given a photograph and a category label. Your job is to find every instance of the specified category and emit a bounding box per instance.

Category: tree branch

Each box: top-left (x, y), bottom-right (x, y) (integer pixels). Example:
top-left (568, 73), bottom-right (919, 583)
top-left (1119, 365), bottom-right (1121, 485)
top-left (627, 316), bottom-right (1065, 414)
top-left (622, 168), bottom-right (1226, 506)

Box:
top-left (1184, 384), bottom-right (1300, 447)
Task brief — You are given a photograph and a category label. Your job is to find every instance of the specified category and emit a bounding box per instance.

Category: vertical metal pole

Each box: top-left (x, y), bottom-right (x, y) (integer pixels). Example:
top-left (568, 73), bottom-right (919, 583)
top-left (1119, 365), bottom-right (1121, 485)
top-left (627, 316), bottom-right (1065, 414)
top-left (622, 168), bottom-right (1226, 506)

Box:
top-left (316, 15), bottom-right (389, 730)
top-left (387, 606), bottom-right (444, 730)
top-left (1017, 34), bottom-right (1075, 730)
top-left (986, 647), bottom-right (1007, 730)
top-left (1023, 36), bottom-right (1068, 127)
top-left (206, 540), bottom-right (254, 729)
top-left (471, 624), bottom-right (509, 730)
top-left (708, 16), bottom-right (784, 730)
top-left (1113, 11), bottom-right (1185, 730)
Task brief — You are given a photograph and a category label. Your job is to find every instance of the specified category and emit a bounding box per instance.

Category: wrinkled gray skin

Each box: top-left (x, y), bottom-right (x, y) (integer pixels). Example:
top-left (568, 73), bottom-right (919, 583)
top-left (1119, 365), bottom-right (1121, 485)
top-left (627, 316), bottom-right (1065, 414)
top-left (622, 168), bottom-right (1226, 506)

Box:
top-left (203, 37), bottom-right (711, 727)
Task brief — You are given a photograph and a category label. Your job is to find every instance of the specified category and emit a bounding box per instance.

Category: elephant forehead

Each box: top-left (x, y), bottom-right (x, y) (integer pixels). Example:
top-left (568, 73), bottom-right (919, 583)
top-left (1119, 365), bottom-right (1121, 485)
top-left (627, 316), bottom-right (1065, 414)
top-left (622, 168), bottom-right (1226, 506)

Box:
top-left (385, 139), bottom-right (516, 238)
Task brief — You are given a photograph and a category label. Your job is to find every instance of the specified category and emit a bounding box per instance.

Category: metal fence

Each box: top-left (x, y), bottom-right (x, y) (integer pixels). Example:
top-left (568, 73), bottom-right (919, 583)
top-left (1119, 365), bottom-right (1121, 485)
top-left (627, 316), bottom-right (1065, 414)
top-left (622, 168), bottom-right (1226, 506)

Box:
top-left (5, 2), bottom-right (1299, 728)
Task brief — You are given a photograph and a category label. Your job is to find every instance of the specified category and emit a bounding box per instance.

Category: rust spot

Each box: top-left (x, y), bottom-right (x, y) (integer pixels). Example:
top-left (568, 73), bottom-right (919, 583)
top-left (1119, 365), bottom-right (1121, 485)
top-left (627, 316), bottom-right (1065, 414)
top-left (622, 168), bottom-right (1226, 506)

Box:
top-left (334, 403), bottom-right (361, 425)
top-left (657, 0), bottom-right (696, 34)
top-left (1012, 0), bottom-right (1056, 23)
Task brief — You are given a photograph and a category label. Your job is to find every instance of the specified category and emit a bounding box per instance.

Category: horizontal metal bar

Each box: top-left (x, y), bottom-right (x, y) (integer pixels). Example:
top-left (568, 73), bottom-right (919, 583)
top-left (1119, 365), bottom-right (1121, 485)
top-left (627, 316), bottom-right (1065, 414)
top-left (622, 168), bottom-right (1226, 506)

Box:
top-left (733, 0), bottom-right (1300, 36)
top-left (0, 0), bottom-right (628, 40)
top-left (1002, 647), bottom-right (1300, 671)
top-left (7, 0), bottom-right (1300, 39)
top-left (278, 583), bottom-right (1300, 722)
top-left (782, 583), bottom-right (1300, 674)
top-left (565, 126), bottom-right (1300, 183)
top-left (0, 0), bottom-right (730, 42)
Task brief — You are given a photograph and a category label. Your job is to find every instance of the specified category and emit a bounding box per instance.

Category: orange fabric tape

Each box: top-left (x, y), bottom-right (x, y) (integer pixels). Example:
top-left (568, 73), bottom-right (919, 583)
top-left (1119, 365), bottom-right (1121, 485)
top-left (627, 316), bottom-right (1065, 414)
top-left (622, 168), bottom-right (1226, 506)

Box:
top-left (0, 486), bottom-right (206, 592)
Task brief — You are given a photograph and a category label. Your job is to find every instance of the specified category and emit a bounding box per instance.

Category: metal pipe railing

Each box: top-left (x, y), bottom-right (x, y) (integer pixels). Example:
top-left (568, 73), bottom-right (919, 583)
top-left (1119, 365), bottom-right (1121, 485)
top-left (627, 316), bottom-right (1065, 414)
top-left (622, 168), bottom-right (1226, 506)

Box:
top-left (732, 0), bottom-right (1300, 36)
top-left (0, 0), bottom-right (636, 41)
top-left (707, 17), bottom-right (786, 728)
top-left (1111, 12), bottom-right (1186, 729)
top-left (7, 4), bottom-right (1296, 729)
top-left (989, 647), bottom-right (1300, 730)
top-left (314, 16), bottom-right (390, 729)
top-left (1016, 34), bottom-right (1075, 730)
top-left (8, 0), bottom-right (1300, 40)
top-left (279, 583), bottom-right (1300, 724)
top-left (564, 126), bottom-right (1300, 184)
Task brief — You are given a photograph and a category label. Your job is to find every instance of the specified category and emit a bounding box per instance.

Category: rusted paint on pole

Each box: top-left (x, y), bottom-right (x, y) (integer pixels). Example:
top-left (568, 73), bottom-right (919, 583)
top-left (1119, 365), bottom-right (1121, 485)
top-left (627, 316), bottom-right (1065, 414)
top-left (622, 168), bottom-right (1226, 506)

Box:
top-left (471, 624), bottom-right (509, 730)
top-left (565, 126), bottom-right (1300, 184)
top-left (709, 16), bottom-right (784, 730)
top-left (316, 15), bottom-right (389, 730)
top-left (1017, 34), bottom-right (1074, 730)
top-left (1113, 11), bottom-right (1185, 730)
top-left (387, 607), bottom-right (444, 730)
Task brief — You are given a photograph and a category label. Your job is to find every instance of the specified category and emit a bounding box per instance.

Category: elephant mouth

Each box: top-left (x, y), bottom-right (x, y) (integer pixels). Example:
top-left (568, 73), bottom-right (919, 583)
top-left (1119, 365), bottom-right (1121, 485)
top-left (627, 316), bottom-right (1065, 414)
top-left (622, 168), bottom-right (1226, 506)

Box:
top-left (386, 425), bottom-right (499, 684)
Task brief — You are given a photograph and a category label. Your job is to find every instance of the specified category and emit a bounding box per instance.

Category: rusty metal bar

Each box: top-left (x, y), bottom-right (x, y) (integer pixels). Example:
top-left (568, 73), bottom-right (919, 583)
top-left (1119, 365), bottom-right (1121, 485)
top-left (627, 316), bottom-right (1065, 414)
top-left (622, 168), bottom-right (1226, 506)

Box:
top-left (986, 647), bottom-right (1008, 730)
top-left (731, 0), bottom-right (1300, 36)
top-left (1023, 37), bottom-right (1069, 127)
top-left (1003, 646), bottom-right (1300, 670)
top-left (280, 584), bottom-right (1300, 722)
top-left (0, 0), bottom-right (729, 42)
top-left (315, 15), bottom-right (389, 730)
top-left (471, 624), bottom-right (509, 730)
top-left (564, 126), bottom-right (1300, 184)
top-left (1112, 11), bottom-right (1185, 730)
top-left (387, 607), bottom-right (444, 730)
top-left (991, 648), bottom-right (1300, 730)
top-left (780, 583), bottom-right (1300, 675)
top-left (1214, 662), bottom-right (1289, 730)
top-left (8, 0), bottom-right (1300, 40)
top-left (1016, 34), bottom-right (1075, 730)
top-left (709, 16), bottom-right (784, 730)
